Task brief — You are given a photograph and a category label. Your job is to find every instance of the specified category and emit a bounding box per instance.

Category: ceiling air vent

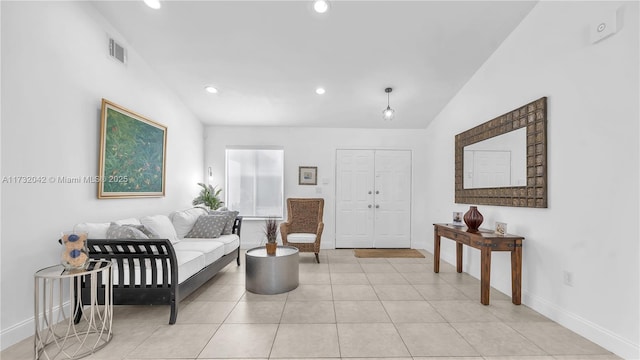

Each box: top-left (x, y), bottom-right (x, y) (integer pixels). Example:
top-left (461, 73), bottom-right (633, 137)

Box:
top-left (108, 38), bottom-right (127, 64)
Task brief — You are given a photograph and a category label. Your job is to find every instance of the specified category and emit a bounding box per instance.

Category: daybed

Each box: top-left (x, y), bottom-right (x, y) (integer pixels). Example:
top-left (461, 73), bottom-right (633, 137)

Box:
top-left (72, 207), bottom-right (242, 324)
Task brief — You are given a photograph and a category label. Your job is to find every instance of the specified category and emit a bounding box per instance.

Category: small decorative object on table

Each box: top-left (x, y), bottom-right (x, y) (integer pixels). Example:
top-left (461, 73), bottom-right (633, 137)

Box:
top-left (452, 211), bottom-right (463, 226)
top-left (264, 217), bottom-right (278, 255)
top-left (60, 232), bottom-right (89, 270)
top-left (463, 206), bottom-right (484, 232)
top-left (495, 222), bottom-right (507, 235)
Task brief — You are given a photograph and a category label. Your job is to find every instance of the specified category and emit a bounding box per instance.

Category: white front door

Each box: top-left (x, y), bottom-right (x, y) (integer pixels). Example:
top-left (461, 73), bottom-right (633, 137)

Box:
top-left (335, 149), bottom-right (411, 248)
top-left (373, 150), bottom-right (411, 248)
top-left (335, 150), bottom-right (375, 248)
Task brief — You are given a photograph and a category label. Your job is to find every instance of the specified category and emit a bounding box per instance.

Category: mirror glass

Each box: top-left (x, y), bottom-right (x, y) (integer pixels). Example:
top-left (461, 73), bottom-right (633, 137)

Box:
top-left (463, 127), bottom-right (526, 189)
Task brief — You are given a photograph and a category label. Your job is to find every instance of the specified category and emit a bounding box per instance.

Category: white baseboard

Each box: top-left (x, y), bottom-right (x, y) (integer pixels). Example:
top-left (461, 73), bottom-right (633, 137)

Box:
top-left (523, 291), bottom-right (639, 360)
top-left (1, 316), bottom-right (34, 351)
top-left (1, 300), bottom-right (71, 351)
top-left (406, 253), bottom-right (638, 359)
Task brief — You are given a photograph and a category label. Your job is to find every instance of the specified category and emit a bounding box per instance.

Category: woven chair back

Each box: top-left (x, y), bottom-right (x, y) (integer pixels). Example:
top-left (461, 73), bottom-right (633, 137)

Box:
top-left (286, 198), bottom-right (324, 233)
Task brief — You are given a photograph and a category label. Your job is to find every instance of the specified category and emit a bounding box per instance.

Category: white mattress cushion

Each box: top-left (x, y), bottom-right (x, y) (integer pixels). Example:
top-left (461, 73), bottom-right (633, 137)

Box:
top-left (169, 207), bottom-right (208, 239)
top-left (176, 250), bottom-right (206, 283)
top-left (178, 235), bottom-right (238, 255)
top-left (287, 233), bottom-right (317, 243)
top-left (174, 240), bottom-right (225, 266)
top-left (74, 222), bottom-right (110, 239)
top-left (110, 250), bottom-right (204, 285)
top-left (210, 234), bottom-right (240, 254)
top-left (140, 215), bottom-right (180, 244)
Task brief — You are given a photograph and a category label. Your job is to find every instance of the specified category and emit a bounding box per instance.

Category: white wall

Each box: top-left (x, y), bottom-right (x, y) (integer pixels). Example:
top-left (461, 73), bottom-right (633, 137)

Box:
top-left (424, 1), bottom-right (639, 358)
top-left (0, 2), bottom-right (205, 349)
top-left (204, 126), bottom-right (429, 250)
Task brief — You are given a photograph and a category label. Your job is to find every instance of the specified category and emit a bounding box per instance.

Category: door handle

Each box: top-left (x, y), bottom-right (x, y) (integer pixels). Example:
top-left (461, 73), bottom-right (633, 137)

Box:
top-left (375, 204), bottom-right (380, 208)
top-left (376, 190), bottom-right (379, 194)
top-left (368, 204), bottom-right (372, 208)
top-left (368, 191), bottom-right (372, 194)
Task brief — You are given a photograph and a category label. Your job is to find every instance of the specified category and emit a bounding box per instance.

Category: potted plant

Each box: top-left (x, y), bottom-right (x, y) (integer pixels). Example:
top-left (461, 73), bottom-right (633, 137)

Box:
top-left (192, 183), bottom-right (224, 210)
top-left (264, 217), bottom-right (278, 255)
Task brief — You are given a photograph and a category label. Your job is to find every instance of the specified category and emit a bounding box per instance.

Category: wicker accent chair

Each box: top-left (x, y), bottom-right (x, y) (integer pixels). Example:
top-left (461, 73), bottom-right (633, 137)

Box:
top-left (280, 198), bottom-right (324, 263)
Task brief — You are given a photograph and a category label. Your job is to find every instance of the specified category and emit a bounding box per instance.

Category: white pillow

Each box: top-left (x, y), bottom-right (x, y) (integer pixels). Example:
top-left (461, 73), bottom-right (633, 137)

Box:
top-left (73, 222), bottom-right (110, 239)
top-left (140, 215), bottom-right (180, 244)
top-left (169, 207), bottom-right (208, 239)
top-left (113, 217), bottom-right (142, 226)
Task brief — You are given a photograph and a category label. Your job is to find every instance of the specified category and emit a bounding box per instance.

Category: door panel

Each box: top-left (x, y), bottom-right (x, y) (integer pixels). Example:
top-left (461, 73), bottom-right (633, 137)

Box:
top-left (373, 150), bottom-right (411, 248)
top-left (335, 150), bottom-right (374, 248)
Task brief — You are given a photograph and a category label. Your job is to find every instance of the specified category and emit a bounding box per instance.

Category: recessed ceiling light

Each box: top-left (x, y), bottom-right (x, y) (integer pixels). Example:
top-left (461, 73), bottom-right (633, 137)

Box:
top-left (313, 0), bottom-right (329, 14)
top-left (315, 87), bottom-right (326, 95)
top-left (144, 0), bottom-right (161, 10)
top-left (205, 86), bottom-right (218, 94)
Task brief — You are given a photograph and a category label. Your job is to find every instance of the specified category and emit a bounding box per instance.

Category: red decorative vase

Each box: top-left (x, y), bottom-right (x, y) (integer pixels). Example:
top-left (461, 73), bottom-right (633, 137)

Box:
top-left (463, 206), bottom-right (483, 232)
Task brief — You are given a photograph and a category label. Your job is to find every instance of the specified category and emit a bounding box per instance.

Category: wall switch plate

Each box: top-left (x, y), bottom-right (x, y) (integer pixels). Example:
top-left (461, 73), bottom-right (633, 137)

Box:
top-left (315, 187), bottom-right (322, 194)
top-left (590, 10), bottom-right (618, 43)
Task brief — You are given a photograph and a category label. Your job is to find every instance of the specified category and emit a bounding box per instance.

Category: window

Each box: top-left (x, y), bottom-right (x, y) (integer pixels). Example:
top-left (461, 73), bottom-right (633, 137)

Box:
top-left (225, 147), bottom-right (284, 218)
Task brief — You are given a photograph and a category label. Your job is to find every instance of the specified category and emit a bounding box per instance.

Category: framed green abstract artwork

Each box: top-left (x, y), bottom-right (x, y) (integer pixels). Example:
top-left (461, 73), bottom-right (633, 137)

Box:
top-left (98, 99), bottom-right (167, 198)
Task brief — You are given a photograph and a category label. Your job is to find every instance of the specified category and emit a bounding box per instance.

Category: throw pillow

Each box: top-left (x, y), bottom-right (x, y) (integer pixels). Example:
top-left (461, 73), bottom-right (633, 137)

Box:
top-left (106, 223), bottom-right (150, 239)
top-left (137, 224), bottom-right (159, 239)
top-left (140, 215), bottom-right (180, 244)
top-left (73, 222), bottom-right (110, 239)
top-left (209, 210), bottom-right (239, 235)
top-left (113, 217), bottom-right (142, 226)
top-left (169, 207), bottom-right (208, 238)
top-left (185, 215), bottom-right (226, 239)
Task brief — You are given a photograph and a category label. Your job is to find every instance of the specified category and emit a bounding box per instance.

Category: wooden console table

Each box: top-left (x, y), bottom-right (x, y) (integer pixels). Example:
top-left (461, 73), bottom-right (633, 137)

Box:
top-left (433, 223), bottom-right (524, 305)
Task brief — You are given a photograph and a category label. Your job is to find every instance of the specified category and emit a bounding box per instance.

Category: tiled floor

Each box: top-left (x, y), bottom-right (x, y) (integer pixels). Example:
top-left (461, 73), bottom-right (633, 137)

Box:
top-left (3, 249), bottom-right (621, 360)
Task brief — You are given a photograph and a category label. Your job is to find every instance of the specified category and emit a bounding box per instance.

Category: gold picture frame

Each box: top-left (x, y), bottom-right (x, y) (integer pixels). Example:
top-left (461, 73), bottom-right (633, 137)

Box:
top-left (98, 99), bottom-right (167, 198)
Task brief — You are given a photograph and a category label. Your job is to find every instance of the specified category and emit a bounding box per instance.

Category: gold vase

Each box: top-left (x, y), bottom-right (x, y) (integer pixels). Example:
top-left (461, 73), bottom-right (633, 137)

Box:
top-left (265, 242), bottom-right (277, 255)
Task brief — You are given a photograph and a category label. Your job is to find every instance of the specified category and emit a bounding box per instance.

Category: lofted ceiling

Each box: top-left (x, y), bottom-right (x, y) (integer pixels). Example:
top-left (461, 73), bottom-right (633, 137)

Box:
top-left (92, 1), bottom-right (537, 129)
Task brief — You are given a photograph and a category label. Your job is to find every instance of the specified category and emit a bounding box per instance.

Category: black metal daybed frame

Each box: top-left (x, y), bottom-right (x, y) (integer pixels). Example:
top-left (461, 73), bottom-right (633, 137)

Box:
top-left (77, 216), bottom-right (242, 324)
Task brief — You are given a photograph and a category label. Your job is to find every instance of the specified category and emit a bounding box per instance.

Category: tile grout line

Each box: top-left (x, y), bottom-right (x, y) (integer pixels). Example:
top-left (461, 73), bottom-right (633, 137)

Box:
top-left (329, 273), bottom-right (343, 359)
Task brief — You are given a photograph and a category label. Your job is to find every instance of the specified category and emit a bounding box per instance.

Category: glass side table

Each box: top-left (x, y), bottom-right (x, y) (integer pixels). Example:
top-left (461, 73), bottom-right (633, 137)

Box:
top-left (34, 261), bottom-right (113, 360)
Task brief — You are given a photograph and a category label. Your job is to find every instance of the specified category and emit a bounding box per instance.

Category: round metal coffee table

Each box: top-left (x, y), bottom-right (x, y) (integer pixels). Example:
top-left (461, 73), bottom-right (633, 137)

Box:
top-left (245, 246), bottom-right (299, 294)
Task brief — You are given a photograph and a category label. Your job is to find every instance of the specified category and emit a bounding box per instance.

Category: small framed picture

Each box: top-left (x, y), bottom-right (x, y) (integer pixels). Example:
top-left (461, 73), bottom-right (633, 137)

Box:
top-left (495, 222), bottom-right (507, 235)
top-left (298, 166), bottom-right (317, 185)
top-left (452, 212), bottom-right (463, 226)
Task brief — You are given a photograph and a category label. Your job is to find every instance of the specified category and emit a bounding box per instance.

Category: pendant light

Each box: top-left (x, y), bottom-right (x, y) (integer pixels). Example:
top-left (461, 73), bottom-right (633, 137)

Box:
top-left (382, 87), bottom-right (395, 121)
